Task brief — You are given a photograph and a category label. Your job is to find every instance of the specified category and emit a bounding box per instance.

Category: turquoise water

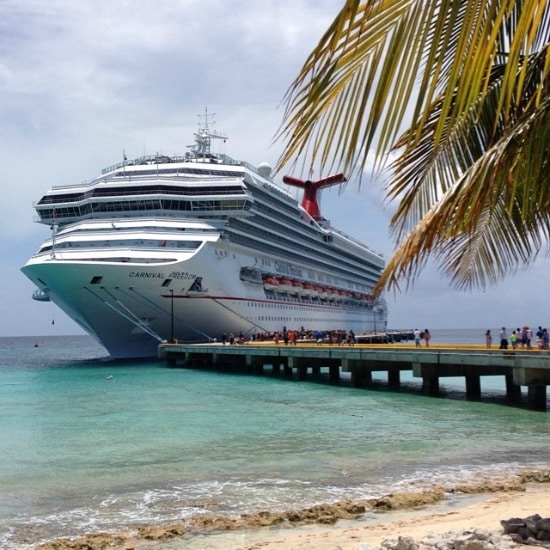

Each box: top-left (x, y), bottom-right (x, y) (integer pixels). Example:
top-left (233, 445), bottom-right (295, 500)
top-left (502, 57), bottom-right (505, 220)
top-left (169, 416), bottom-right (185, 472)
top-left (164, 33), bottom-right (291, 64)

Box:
top-left (1, 331), bottom-right (549, 549)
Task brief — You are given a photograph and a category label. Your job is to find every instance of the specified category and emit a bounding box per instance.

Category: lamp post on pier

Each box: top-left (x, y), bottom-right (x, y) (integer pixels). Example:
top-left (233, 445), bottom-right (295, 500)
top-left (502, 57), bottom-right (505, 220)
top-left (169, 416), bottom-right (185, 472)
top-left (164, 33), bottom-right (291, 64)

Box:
top-left (170, 289), bottom-right (174, 343)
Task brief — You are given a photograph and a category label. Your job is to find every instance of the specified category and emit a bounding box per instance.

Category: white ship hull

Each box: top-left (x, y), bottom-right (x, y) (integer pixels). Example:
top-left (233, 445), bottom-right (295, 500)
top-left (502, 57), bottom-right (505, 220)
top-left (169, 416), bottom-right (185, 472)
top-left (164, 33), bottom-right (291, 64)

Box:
top-left (23, 236), bottom-right (387, 358)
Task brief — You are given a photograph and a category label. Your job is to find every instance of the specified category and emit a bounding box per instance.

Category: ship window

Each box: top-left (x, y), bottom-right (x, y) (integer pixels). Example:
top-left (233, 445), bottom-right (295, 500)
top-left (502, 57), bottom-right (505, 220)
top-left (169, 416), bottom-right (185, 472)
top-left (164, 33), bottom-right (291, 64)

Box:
top-left (162, 279), bottom-right (172, 287)
top-left (90, 276), bottom-right (103, 285)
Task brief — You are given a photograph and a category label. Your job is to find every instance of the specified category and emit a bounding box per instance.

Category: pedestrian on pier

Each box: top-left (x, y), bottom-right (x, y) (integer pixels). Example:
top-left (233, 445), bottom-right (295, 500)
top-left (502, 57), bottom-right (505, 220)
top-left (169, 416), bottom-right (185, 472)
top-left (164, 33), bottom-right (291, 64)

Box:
top-left (414, 329), bottom-right (421, 348)
top-left (517, 327), bottom-right (525, 349)
top-left (423, 329), bottom-right (431, 347)
top-left (288, 329), bottom-right (297, 345)
top-left (499, 327), bottom-right (508, 349)
top-left (525, 326), bottom-right (533, 349)
top-left (536, 326), bottom-right (544, 348)
top-left (485, 330), bottom-right (492, 348)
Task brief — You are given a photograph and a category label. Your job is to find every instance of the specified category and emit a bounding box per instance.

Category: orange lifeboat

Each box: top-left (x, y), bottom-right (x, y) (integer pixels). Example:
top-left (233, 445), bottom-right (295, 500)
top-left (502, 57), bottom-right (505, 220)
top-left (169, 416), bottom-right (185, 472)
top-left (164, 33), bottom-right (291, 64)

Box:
top-left (302, 283), bottom-right (315, 296)
top-left (292, 280), bottom-right (304, 294)
top-left (263, 276), bottom-right (280, 291)
top-left (312, 284), bottom-right (324, 297)
top-left (328, 287), bottom-right (340, 300)
top-left (278, 278), bottom-right (294, 292)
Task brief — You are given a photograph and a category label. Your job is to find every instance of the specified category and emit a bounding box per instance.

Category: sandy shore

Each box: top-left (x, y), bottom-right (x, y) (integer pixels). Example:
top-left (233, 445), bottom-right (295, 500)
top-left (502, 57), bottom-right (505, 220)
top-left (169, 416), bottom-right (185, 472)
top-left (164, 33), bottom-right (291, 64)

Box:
top-left (37, 473), bottom-right (550, 549)
top-left (140, 485), bottom-right (548, 550)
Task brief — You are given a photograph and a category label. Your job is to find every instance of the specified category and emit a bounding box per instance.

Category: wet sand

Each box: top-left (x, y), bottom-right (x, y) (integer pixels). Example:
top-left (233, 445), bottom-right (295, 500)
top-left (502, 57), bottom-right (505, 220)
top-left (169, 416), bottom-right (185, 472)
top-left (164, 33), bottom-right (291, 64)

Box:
top-left (37, 471), bottom-right (550, 550)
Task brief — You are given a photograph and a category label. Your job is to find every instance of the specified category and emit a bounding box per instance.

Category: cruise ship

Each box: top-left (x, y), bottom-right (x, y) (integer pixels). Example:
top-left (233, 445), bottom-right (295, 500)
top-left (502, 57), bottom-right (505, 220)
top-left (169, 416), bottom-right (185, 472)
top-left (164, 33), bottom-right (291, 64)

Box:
top-left (21, 115), bottom-right (388, 358)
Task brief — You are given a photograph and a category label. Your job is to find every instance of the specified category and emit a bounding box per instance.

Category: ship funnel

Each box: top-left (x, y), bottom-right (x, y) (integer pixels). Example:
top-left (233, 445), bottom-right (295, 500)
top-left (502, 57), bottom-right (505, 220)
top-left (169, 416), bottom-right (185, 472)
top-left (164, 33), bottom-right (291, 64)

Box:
top-left (283, 173), bottom-right (346, 220)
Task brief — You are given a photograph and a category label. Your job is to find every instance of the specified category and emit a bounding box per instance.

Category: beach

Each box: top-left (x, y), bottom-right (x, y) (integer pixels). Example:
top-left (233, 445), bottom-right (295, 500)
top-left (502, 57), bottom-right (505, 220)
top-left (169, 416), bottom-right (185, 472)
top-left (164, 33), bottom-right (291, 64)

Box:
top-left (36, 474), bottom-right (550, 549)
top-left (224, 485), bottom-right (547, 550)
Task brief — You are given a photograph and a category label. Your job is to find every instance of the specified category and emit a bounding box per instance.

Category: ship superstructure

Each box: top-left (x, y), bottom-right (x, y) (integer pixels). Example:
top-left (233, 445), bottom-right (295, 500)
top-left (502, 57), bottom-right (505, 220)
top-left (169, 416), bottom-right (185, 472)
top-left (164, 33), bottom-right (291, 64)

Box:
top-left (22, 114), bottom-right (387, 358)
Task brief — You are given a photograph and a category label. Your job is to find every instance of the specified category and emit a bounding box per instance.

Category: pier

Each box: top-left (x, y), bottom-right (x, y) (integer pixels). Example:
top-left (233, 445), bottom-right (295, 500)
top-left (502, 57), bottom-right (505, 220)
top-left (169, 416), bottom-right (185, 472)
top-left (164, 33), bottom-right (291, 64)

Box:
top-left (158, 342), bottom-right (550, 410)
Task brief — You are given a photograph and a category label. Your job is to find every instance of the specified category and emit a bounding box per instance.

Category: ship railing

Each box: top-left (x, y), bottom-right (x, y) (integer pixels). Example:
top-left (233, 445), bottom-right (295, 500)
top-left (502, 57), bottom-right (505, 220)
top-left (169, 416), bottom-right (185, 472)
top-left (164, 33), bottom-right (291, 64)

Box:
top-left (35, 188), bottom-right (248, 206)
top-left (217, 154), bottom-right (272, 180)
top-left (328, 226), bottom-right (385, 258)
top-left (101, 154), bottom-right (190, 175)
top-left (216, 154), bottom-right (298, 202)
top-left (101, 152), bottom-right (243, 176)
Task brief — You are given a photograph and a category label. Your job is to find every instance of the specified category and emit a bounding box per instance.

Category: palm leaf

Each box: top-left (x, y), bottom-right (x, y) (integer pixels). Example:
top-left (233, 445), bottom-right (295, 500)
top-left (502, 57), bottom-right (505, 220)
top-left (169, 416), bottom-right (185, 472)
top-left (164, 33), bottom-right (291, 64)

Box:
top-left (277, 0), bottom-right (550, 293)
top-left (375, 91), bottom-right (550, 293)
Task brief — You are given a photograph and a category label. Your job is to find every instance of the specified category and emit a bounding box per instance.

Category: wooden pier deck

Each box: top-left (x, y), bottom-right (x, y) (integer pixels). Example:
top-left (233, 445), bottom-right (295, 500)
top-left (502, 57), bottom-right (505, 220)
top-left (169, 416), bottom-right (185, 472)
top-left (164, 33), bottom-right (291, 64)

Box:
top-left (158, 342), bottom-right (550, 410)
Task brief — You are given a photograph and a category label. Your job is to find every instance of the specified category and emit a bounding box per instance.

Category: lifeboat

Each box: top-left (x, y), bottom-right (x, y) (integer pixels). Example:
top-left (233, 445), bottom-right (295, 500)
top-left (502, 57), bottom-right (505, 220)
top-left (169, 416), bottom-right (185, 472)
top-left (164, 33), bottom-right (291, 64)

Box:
top-left (278, 278), bottom-right (295, 292)
top-left (328, 287), bottom-right (340, 300)
top-left (312, 284), bottom-right (324, 297)
top-left (263, 276), bottom-right (280, 291)
top-left (319, 286), bottom-right (330, 299)
top-left (302, 282), bottom-right (315, 296)
top-left (292, 280), bottom-right (304, 294)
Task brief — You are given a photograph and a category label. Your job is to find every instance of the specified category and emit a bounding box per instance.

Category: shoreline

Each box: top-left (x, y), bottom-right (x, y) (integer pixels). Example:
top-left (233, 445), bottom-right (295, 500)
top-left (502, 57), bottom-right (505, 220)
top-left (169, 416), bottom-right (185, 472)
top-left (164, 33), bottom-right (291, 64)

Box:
top-left (35, 470), bottom-right (550, 550)
top-left (155, 487), bottom-right (548, 550)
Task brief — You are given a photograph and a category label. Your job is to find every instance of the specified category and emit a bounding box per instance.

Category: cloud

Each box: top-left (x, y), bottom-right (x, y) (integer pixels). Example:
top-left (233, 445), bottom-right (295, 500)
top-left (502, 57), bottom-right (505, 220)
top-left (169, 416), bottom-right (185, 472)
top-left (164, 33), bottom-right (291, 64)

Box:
top-left (1, 0), bottom-right (548, 338)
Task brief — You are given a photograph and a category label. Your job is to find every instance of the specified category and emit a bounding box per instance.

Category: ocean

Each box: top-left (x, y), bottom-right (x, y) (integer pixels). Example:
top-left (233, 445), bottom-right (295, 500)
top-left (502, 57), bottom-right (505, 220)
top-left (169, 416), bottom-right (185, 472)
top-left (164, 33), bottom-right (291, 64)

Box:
top-left (1, 330), bottom-right (549, 549)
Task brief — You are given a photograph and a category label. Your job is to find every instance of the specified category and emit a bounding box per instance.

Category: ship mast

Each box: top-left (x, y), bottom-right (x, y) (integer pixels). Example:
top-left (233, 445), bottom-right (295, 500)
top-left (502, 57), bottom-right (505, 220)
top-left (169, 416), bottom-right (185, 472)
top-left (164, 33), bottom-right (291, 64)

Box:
top-left (189, 107), bottom-right (228, 156)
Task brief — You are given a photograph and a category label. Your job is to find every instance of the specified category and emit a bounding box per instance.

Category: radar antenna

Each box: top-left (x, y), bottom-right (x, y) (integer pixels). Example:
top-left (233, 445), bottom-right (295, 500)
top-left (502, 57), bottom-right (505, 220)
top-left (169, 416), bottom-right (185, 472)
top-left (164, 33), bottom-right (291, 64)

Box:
top-left (189, 107), bottom-right (228, 156)
top-left (282, 173), bottom-right (347, 220)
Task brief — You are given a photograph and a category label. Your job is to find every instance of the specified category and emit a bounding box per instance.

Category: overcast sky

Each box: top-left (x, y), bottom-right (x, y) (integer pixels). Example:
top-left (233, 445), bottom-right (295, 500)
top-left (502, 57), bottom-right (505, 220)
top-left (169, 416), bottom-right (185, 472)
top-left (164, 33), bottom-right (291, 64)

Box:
top-left (1, 0), bottom-right (548, 340)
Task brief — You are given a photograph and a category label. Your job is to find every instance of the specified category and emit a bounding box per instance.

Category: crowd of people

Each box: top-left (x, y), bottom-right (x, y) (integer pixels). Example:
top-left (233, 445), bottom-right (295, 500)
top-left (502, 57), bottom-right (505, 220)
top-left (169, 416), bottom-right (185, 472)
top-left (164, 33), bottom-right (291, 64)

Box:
top-left (216, 326), bottom-right (550, 350)
top-left (493, 326), bottom-right (550, 350)
top-left (219, 328), bottom-right (358, 346)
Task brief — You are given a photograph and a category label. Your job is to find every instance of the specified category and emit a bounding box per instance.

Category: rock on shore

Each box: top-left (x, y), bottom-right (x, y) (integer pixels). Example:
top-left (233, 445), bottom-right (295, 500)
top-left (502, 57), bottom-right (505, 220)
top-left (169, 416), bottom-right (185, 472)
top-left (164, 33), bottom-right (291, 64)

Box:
top-left (363, 528), bottom-right (517, 549)
top-left (501, 514), bottom-right (550, 546)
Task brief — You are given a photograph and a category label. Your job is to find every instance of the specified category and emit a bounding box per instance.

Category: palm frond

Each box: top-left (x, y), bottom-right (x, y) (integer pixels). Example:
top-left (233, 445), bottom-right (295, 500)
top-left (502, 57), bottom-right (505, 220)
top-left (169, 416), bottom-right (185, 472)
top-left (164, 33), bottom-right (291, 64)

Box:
top-left (278, 0), bottom-right (548, 177)
top-left (374, 91), bottom-right (550, 293)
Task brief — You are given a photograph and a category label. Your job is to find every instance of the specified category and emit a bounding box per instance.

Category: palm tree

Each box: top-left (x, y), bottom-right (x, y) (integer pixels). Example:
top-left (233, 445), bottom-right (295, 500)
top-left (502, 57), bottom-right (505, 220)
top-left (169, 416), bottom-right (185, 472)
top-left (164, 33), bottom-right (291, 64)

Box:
top-left (277, 0), bottom-right (550, 295)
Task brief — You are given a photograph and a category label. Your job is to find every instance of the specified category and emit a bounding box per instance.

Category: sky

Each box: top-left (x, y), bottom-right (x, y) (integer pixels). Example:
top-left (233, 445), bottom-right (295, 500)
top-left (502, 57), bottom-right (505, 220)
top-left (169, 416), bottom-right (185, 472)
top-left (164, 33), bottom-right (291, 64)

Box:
top-left (1, 0), bottom-right (548, 340)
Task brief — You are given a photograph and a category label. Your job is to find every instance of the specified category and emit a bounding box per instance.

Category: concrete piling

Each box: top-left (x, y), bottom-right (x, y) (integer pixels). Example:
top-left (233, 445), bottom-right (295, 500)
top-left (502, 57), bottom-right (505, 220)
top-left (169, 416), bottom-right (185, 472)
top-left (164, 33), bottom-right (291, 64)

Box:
top-left (159, 343), bottom-right (550, 410)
